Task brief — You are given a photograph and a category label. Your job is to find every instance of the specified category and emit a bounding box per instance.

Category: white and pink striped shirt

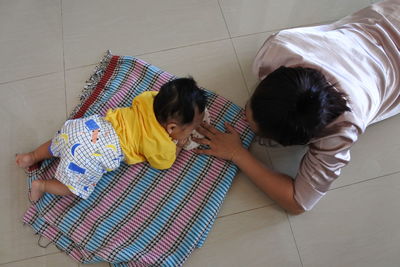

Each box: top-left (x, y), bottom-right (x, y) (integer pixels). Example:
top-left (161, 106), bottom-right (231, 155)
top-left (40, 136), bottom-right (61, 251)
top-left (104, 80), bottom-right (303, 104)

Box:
top-left (253, 0), bottom-right (400, 210)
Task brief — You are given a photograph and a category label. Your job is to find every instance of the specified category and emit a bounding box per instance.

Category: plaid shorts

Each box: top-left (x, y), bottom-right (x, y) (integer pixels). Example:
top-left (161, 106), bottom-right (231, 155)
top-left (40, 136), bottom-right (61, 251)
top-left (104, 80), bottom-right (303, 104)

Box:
top-left (50, 115), bottom-right (123, 199)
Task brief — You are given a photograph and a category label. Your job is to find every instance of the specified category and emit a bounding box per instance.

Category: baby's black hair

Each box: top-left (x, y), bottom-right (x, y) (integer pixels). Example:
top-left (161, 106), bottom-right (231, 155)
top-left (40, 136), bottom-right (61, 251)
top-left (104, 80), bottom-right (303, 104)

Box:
top-left (250, 66), bottom-right (350, 146)
top-left (154, 77), bottom-right (207, 125)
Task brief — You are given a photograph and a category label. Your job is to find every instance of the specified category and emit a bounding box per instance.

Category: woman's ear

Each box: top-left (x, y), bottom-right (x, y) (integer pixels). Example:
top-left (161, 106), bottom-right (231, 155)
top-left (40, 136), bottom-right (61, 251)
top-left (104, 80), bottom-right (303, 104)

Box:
top-left (165, 122), bottom-right (177, 135)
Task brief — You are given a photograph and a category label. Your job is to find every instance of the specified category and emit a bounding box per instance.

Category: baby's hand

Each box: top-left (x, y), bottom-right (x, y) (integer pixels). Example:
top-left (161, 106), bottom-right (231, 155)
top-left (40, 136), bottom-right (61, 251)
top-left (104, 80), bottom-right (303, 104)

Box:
top-left (176, 137), bottom-right (189, 148)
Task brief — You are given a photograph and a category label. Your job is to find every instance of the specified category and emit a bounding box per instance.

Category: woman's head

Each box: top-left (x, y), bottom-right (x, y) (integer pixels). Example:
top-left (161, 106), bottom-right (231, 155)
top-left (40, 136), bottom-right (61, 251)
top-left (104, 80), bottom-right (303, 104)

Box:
top-left (248, 66), bottom-right (350, 146)
top-left (154, 77), bottom-right (207, 140)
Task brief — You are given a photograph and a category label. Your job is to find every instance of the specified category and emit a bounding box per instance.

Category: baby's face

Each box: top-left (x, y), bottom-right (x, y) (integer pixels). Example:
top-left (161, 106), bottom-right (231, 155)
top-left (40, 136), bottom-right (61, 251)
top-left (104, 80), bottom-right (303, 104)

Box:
top-left (170, 109), bottom-right (205, 141)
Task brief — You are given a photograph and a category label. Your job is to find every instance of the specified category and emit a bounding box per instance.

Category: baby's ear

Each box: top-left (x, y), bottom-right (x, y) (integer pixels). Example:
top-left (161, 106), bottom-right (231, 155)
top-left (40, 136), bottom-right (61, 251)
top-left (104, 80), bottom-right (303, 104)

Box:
top-left (165, 122), bottom-right (177, 135)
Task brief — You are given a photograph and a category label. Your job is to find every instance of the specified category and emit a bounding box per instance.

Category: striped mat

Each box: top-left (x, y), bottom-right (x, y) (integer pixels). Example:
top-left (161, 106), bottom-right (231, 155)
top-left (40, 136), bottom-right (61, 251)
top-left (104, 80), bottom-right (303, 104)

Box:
top-left (22, 52), bottom-right (254, 266)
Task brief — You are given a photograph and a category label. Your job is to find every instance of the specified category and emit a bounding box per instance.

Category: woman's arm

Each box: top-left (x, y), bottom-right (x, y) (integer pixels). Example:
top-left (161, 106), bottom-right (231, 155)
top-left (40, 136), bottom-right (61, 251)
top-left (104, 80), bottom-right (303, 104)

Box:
top-left (194, 122), bottom-right (305, 215)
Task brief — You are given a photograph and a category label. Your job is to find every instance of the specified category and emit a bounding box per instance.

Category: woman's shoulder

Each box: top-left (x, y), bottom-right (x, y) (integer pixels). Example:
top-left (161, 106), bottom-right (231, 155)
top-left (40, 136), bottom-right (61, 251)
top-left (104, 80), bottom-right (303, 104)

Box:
top-left (252, 26), bottom-right (332, 80)
top-left (309, 112), bottom-right (362, 153)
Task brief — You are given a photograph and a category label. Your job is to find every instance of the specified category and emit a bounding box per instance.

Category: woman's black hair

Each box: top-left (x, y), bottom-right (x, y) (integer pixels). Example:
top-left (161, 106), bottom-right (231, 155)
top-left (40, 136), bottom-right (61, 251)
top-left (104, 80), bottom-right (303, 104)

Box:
top-left (153, 77), bottom-right (207, 125)
top-left (250, 66), bottom-right (351, 146)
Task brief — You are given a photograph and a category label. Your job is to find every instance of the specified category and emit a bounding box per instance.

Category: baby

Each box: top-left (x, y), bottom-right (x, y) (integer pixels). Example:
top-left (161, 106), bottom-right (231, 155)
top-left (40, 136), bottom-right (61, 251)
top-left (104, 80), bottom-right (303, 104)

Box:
top-left (16, 77), bottom-right (208, 201)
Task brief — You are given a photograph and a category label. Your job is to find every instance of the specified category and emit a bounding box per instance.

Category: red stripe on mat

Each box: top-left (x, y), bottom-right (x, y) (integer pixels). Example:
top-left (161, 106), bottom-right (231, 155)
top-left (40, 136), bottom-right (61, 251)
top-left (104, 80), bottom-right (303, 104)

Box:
top-left (73, 56), bottom-right (120, 119)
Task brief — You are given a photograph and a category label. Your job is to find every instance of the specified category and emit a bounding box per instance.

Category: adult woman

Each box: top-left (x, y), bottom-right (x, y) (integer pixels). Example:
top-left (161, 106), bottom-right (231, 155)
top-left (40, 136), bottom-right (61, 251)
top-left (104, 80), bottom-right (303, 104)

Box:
top-left (194, 0), bottom-right (400, 214)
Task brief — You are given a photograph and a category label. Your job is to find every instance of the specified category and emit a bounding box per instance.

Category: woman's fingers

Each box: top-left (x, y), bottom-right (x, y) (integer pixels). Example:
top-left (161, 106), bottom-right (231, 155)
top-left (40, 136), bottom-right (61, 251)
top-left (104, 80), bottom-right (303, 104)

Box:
top-left (193, 148), bottom-right (213, 156)
top-left (193, 122), bottom-right (244, 161)
top-left (202, 122), bottom-right (219, 135)
top-left (195, 123), bottom-right (239, 144)
top-left (195, 126), bottom-right (209, 137)
top-left (193, 137), bottom-right (211, 145)
top-left (196, 123), bottom-right (219, 140)
top-left (224, 122), bottom-right (239, 135)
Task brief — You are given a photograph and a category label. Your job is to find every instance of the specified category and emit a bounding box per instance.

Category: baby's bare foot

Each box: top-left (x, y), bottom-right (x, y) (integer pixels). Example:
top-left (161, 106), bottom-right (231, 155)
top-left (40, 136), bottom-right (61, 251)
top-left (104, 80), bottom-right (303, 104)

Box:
top-left (30, 180), bottom-right (44, 202)
top-left (15, 152), bottom-right (35, 169)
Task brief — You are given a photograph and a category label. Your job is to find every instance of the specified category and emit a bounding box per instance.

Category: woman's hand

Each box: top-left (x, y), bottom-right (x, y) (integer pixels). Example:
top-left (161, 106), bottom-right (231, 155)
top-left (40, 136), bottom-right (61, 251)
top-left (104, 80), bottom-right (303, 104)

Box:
top-left (193, 122), bottom-right (246, 161)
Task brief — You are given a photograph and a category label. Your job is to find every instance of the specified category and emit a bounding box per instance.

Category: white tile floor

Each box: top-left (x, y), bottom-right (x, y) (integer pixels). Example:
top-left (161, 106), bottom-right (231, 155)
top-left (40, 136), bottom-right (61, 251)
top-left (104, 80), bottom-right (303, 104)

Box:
top-left (2, 0), bottom-right (399, 266)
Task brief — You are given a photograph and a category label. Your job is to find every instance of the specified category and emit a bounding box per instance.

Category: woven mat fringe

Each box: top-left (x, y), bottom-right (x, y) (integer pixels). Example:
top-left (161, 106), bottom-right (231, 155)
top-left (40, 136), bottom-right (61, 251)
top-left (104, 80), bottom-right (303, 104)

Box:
top-left (69, 50), bottom-right (113, 119)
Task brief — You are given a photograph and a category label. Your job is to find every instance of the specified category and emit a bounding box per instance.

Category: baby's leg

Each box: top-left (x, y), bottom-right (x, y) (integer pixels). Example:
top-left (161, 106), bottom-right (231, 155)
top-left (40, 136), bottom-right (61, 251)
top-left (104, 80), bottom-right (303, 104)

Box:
top-left (30, 179), bottom-right (72, 201)
top-left (16, 140), bottom-right (52, 168)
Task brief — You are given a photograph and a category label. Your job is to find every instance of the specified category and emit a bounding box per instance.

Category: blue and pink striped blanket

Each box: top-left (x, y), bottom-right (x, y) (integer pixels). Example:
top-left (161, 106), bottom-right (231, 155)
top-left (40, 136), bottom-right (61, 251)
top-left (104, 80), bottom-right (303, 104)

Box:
top-left (23, 52), bottom-right (254, 266)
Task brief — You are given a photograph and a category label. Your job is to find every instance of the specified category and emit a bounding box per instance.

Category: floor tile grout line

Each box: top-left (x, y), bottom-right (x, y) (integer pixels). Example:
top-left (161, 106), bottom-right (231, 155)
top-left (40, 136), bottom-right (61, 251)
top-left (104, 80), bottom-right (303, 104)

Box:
top-left (65, 63), bottom-right (98, 72)
top-left (0, 71), bottom-right (61, 86)
top-left (115, 37), bottom-right (231, 62)
top-left (60, 0), bottom-right (68, 119)
top-left (0, 37), bottom-right (230, 86)
top-left (0, 19), bottom-right (338, 86)
top-left (328, 170), bottom-right (400, 192)
top-left (0, 251), bottom-right (63, 266)
top-left (228, 39), bottom-right (251, 95)
top-left (134, 17), bottom-right (334, 62)
top-left (216, 203), bottom-right (275, 219)
top-left (216, 0), bottom-right (252, 95)
top-left (0, 11), bottom-right (341, 86)
top-left (286, 212), bottom-right (304, 267)
top-left (216, 0), bottom-right (232, 39)
top-left (229, 18), bottom-right (338, 40)
top-left (228, 35), bottom-right (251, 94)
top-left (63, 37), bottom-right (232, 71)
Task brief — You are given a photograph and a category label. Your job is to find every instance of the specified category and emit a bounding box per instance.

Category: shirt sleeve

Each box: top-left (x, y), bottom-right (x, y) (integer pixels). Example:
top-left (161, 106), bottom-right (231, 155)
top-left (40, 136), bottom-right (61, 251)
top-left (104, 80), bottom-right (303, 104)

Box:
top-left (252, 31), bottom-right (307, 80)
top-left (147, 152), bottom-right (176, 170)
top-left (294, 124), bottom-right (359, 210)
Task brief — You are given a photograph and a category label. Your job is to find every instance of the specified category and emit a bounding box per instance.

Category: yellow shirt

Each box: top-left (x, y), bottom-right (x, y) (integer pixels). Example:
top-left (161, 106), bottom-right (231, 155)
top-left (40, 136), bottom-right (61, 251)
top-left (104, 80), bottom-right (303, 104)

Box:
top-left (105, 91), bottom-right (176, 169)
